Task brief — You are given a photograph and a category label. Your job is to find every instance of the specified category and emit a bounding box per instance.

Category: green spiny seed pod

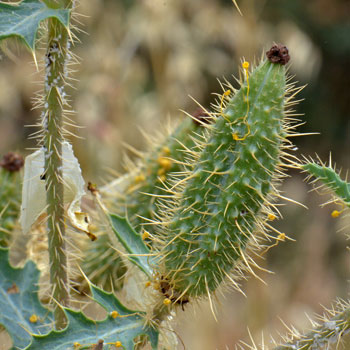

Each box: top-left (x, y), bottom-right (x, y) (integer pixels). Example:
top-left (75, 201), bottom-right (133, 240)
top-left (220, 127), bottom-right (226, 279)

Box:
top-left (84, 111), bottom-right (211, 290)
top-left (0, 152), bottom-right (24, 247)
top-left (158, 45), bottom-right (299, 300)
top-left (106, 113), bottom-right (211, 236)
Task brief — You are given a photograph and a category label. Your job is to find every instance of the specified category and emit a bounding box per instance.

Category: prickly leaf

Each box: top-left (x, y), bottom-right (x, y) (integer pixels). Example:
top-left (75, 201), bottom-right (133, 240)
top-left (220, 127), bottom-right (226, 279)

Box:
top-left (0, 0), bottom-right (70, 51)
top-left (303, 162), bottom-right (350, 206)
top-left (26, 284), bottom-right (159, 350)
top-left (0, 248), bottom-right (54, 349)
top-left (109, 214), bottom-right (155, 278)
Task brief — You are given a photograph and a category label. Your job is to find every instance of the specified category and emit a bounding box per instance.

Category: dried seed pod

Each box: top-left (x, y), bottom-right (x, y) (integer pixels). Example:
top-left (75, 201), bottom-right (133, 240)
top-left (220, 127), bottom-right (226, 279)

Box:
top-left (266, 43), bottom-right (290, 65)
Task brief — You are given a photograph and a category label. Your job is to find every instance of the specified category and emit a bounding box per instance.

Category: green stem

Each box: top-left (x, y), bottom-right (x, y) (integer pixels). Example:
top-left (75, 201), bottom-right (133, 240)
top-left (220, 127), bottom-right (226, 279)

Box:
top-left (43, 1), bottom-right (72, 329)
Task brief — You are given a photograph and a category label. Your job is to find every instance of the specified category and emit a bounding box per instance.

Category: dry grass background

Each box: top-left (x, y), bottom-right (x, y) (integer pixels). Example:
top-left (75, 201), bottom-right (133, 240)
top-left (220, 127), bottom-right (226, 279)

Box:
top-left (0, 0), bottom-right (349, 349)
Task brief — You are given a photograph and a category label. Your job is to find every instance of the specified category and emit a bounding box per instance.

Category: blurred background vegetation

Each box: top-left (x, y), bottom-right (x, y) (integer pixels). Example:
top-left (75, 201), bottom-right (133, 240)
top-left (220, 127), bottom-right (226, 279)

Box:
top-left (0, 0), bottom-right (349, 349)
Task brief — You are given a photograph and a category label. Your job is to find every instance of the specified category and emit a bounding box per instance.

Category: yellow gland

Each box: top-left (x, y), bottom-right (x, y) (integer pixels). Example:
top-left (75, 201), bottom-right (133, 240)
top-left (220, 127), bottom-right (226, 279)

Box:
top-left (268, 213), bottom-right (277, 221)
top-left (145, 281), bottom-right (151, 287)
top-left (220, 90), bottom-right (231, 112)
top-left (232, 133), bottom-right (240, 141)
top-left (110, 311), bottom-right (119, 319)
top-left (278, 232), bottom-right (286, 241)
top-left (142, 230), bottom-right (150, 240)
top-left (157, 157), bottom-right (172, 171)
top-left (115, 341), bottom-right (122, 348)
top-left (331, 210), bottom-right (341, 218)
top-left (157, 167), bottom-right (165, 176)
top-left (159, 174), bottom-right (166, 182)
top-left (162, 146), bottom-right (171, 155)
top-left (163, 298), bottom-right (172, 306)
top-left (242, 61), bottom-right (250, 69)
top-left (29, 314), bottom-right (38, 323)
top-left (135, 173), bottom-right (146, 183)
top-left (74, 342), bottom-right (81, 349)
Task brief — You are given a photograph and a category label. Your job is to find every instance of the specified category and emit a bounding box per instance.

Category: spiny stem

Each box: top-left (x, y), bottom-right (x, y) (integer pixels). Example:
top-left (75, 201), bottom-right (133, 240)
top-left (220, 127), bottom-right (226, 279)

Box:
top-left (43, 1), bottom-right (72, 329)
top-left (274, 307), bottom-right (350, 350)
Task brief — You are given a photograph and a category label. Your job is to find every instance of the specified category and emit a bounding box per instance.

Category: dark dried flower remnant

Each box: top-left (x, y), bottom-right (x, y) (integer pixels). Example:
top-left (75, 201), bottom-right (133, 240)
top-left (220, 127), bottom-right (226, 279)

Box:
top-left (0, 152), bottom-right (24, 172)
top-left (92, 339), bottom-right (104, 350)
top-left (266, 44), bottom-right (290, 65)
top-left (87, 181), bottom-right (99, 195)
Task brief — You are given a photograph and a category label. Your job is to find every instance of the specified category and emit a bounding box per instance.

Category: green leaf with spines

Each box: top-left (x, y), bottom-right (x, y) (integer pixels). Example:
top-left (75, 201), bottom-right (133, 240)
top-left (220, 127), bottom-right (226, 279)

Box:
top-left (109, 214), bottom-right (156, 278)
top-left (0, 247), bottom-right (54, 349)
top-left (26, 284), bottom-right (159, 350)
top-left (160, 59), bottom-right (294, 297)
top-left (0, 0), bottom-right (70, 51)
top-left (302, 162), bottom-right (350, 206)
top-left (82, 233), bottom-right (127, 292)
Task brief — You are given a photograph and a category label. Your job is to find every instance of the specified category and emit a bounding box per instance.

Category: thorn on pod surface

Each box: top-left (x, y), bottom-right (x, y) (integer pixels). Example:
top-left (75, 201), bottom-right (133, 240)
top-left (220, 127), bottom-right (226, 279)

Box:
top-left (0, 152), bottom-right (24, 172)
top-left (192, 107), bottom-right (214, 126)
top-left (266, 44), bottom-right (290, 65)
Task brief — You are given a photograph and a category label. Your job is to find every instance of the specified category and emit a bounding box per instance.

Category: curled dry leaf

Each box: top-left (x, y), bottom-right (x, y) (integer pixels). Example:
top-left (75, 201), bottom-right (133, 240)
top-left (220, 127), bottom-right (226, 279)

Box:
top-left (20, 141), bottom-right (93, 238)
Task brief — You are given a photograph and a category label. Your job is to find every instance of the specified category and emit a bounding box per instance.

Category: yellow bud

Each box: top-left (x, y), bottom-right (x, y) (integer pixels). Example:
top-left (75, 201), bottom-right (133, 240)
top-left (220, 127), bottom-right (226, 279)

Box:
top-left (145, 281), bottom-right (151, 288)
top-left (74, 342), bottom-right (81, 349)
top-left (232, 133), bottom-right (239, 141)
top-left (115, 341), bottom-right (122, 348)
